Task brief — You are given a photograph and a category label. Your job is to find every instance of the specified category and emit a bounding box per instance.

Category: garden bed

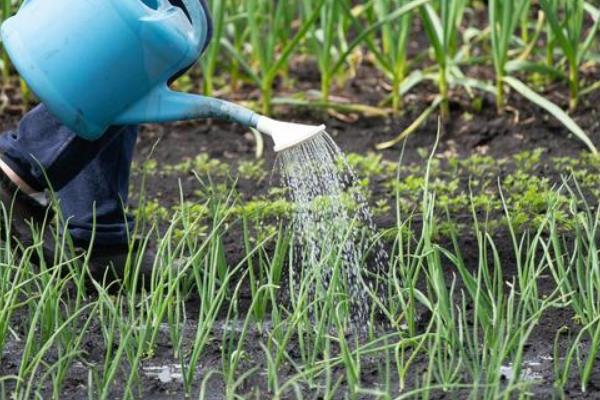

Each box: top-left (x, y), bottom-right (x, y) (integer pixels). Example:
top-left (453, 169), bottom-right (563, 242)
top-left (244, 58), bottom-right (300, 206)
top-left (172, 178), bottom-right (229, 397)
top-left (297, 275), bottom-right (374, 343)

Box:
top-left (1, 65), bottom-right (599, 398)
top-left (2, 0), bottom-right (600, 392)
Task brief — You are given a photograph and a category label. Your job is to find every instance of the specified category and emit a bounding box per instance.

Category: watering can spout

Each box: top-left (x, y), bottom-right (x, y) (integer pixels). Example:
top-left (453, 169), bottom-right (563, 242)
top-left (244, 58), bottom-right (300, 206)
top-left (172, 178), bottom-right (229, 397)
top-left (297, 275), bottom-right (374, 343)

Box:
top-left (114, 87), bottom-right (325, 152)
top-left (113, 86), bottom-right (260, 129)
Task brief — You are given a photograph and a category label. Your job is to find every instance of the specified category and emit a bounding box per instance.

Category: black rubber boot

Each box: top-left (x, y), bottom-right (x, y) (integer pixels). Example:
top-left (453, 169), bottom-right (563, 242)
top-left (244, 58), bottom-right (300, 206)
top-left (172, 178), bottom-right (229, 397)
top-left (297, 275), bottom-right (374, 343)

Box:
top-left (0, 155), bottom-right (55, 260)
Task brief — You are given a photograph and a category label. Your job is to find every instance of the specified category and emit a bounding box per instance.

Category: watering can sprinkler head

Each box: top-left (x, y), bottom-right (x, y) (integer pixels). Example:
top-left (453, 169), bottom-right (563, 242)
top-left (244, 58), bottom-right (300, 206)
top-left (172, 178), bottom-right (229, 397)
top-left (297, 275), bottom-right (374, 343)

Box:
top-left (256, 117), bottom-right (326, 152)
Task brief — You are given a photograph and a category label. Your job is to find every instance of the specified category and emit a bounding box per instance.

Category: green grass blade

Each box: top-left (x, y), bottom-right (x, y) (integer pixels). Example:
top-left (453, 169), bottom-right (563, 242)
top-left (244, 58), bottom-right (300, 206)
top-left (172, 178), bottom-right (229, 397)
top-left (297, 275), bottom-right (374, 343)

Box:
top-left (539, 0), bottom-right (577, 63)
top-left (579, 3), bottom-right (600, 64)
top-left (505, 59), bottom-right (567, 80)
top-left (503, 76), bottom-right (597, 153)
top-left (376, 96), bottom-right (442, 149)
top-left (419, 4), bottom-right (444, 65)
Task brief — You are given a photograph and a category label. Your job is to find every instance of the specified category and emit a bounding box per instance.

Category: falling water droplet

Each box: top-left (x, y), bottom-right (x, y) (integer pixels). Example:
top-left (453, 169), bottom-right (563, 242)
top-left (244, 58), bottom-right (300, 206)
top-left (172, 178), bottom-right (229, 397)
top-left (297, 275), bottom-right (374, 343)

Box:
top-left (275, 132), bottom-right (388, 327)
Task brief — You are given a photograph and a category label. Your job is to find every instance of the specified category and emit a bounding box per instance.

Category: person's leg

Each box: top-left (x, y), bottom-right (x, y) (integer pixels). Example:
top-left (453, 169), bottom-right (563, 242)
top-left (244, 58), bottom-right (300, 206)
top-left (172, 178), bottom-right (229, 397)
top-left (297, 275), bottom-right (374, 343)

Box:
top-left (57, 126), bottom-right (158, 286)
top-left (0, 104), bottom-right (149, 283)
top-left (58, 126), bottom-right (138, 247)
top-left (0, 104), bottom-right (138, 270)
top-left (0, 104), bottom-right (130, 194)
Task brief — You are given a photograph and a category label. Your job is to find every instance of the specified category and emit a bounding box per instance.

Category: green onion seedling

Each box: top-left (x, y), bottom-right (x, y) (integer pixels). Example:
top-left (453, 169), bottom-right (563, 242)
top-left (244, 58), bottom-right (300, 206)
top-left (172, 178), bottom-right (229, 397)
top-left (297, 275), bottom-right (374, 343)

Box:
top-left (200, 0), bottom-right (227, 97)
top-left (419, 0), bottom-right (467, 118)
top-left (245, 0), bottom-right (325, 115)
top-left (489, 0), bottom-right (529, 112)
top-left (373, 0), bottom-right (413, 113)
top-left (1, 0), bottom-right (19, 81)
top-left (302, 0), bottom-right (353, 104)
top-left (540, 0), bottom-right (600, 111)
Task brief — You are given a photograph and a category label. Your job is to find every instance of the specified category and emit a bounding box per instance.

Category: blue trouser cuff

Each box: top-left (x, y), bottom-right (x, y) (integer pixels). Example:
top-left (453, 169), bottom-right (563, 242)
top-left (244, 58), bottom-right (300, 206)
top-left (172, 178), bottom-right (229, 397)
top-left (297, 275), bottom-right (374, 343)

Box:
top-left (0, 104), bottom-right (138, 246)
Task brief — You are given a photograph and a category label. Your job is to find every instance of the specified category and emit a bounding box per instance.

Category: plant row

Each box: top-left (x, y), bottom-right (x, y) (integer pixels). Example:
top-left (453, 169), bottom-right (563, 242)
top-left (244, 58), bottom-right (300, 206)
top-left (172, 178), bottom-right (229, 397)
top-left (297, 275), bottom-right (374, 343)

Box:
top-left (1, 0), bottom-right (599, 151)
top-left (0, 158), bottom-right (598, 398)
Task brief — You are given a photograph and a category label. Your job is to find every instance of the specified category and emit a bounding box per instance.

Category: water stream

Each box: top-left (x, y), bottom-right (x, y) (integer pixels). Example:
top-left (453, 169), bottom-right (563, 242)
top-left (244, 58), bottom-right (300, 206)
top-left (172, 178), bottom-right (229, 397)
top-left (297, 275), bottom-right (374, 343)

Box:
top-left (276, 131), bottom-right (388, 325)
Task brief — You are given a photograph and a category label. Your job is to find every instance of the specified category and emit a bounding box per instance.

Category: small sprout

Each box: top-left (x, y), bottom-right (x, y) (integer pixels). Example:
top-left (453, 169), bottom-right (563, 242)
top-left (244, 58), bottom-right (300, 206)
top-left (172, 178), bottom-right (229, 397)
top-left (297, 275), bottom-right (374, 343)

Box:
top-left (237, 159), bottom-right (267, 181)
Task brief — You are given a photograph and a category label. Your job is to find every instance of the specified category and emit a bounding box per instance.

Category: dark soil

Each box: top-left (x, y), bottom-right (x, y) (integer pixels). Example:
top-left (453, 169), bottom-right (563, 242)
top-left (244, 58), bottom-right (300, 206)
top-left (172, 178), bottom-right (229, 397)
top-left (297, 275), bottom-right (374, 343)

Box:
top-left (1, 60), bottom-right (600, 398)
top-left (133, 61), bottom-right (600, 199)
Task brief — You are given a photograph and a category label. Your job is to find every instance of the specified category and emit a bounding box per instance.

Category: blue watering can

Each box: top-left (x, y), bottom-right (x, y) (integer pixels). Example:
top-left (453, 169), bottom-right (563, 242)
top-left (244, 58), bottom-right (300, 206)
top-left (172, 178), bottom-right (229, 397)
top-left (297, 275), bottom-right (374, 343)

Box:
top-left (0, 0), bottom-right (324, 151)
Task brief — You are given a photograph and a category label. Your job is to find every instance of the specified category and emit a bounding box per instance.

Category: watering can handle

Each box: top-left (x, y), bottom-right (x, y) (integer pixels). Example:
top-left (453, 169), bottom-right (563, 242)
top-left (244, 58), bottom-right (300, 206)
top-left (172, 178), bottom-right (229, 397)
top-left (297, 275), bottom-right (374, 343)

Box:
top-left (179, 0), bottom-right (210, 52)
top-left (114, 85), bottom-right (260, 128)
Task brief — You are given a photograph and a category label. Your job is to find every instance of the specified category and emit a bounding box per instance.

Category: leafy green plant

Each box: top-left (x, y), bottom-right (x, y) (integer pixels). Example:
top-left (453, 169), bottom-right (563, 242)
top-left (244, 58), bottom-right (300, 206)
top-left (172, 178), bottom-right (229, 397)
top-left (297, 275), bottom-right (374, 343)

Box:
top-left (237, 159), bottom-right (267, 181)
top-left (274, 0), bottom-right (429, 116)
top-left (242, 0), bottom-right (325, 114)
top-left (503, 76), bottom-right (597, 153)
top-left (489, 0), bottom-right (530, 111)
top-left (372, 0), bottom-right (413, 113)
top-left (546, 182), bottom-right (600, 392)
top-left (418, 0), bottom-right (467, 118)
top-left (200, 0), bottom-right (227, 96)
top-left (540, 0), bottom-right (600, 111)
top-left (302, 0), bottom-right (353, 104)
top-left (164, 153), bottom-right (229, 175)
top-left (1, 0), bottom-right (18, 81)
top-left (221, 1), bottom-right (248, 93)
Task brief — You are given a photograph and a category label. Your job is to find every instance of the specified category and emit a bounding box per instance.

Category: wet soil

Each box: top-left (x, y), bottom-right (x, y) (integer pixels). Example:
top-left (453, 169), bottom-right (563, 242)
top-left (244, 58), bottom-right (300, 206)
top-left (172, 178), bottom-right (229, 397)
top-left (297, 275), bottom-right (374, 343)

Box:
top-left (1, 60), bottom-right (600, 398)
